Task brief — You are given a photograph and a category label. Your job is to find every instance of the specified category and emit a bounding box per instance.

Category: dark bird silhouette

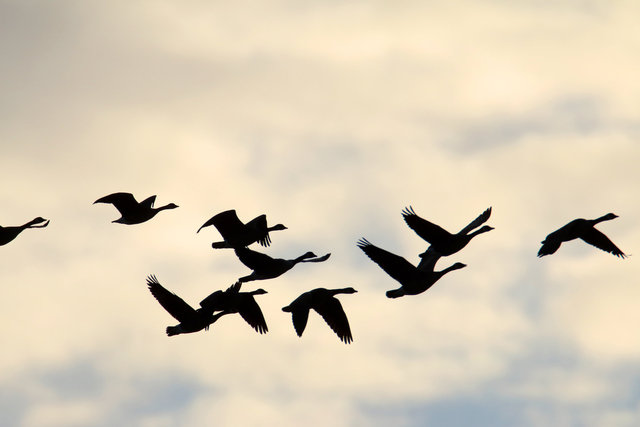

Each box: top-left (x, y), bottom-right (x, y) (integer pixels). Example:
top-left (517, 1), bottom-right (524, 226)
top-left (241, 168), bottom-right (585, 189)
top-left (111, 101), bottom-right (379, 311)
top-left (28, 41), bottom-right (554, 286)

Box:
top-left (199, 282), bottom-right (269, 334)
top-left (94, 192), bottom-right (178, 224)
top-left (538, 213), bottom-right (626, 258)
top-left (0, 217), bottom-right (49, 246)
top-left (282, 287), bottom-right (357, 344)
top-left (234, 247), bottom-right (331, 283)
top-left (357, 238), bottom-right (466, 298)
top-left (146, 275), bottom-right (227, 336)
top-left (197, 209), bottom-right (287, 248)
top-left (402, 206), bottom-right (493, 256)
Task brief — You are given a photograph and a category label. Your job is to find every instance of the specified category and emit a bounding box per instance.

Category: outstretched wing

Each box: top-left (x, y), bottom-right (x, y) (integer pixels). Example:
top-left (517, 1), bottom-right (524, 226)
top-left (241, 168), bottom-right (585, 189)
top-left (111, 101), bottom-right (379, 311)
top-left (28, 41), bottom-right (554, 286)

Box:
top-left (458, 207), bottom-right (492, 235)
top-left (580, 228), bottom-right (626, 258)
top-left (94, 192), bottom-right (139, 214)
top-left (313, 297), bottom-right (353, 344)
top-left (402, 206), bottom-right (452, 243)
top-left (234, 247), bottom-right (275, 270)
top-left (357, 238), bottom-right (415, 285)
top-left (146, 275), bottom-right (197, 322)
top-left (197, 209), bottom-right (245, 237)
top-left (238, 295), bottom-right (268, 334)
top-left (291, 307), bottom-right (310, 337)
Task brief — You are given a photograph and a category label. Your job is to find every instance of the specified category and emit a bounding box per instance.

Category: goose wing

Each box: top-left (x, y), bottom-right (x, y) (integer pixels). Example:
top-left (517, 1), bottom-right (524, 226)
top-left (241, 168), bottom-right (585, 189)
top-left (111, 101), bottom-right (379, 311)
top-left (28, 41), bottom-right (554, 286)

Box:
top-left (357, 238), bottom-right (415, 285)
top-left (580, 228), bottom-right (626, 258)
top-left (139, 195), bottom-right (157, 209)
top-left (416, 247), bottom-right (442, 272)
top-left (94, 192), bottom-right (139, 214)
top-left (402, 206), bottom-right (452, 243)
top-left (245, 214), bottom-right (272, 246)
top-left (234, 247), bottom-right (275, 270)
top-left (313, 296), bottom-right (353, 344)
top-left (147, 275), bottom-right (197, 322)
top-left (291, 306), bottom-right (310, 337)
top-left (237, 295), bottom-right (268, 334)
top-left (458, 207), bottom-right (492, 235)
top-left (197, 209), bottom-right (245, 237)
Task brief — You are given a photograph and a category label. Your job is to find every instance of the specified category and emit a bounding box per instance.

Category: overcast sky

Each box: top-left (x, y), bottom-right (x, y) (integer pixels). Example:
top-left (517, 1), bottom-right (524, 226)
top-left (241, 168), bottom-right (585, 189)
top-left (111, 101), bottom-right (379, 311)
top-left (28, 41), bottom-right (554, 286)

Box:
top-left (1, 1), bottom-right (639, 426)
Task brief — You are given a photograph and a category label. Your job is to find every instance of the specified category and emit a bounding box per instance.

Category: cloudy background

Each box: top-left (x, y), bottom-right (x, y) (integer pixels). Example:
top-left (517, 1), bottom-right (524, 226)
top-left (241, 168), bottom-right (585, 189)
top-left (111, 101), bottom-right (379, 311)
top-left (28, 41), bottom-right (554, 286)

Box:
top-left (1, 1), bottom-right (639, 426)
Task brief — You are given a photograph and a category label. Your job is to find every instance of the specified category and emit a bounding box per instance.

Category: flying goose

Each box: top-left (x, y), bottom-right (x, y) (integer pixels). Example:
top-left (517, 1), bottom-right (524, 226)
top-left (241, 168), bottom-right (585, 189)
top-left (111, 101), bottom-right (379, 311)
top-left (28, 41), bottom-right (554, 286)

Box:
top-left (147, 275), bottom-right (228, 336)
top-left (0, 217), bottom-right (49, 246)
top-left (282, 287), bottom-right (357, 344)
top-left (357, 238), bottom-right (466, 298)
top-left (197, 209), bottom-right (287, 248)
top-left (199, 282), bottom-right (269, 334)
top-left (94, 192), bottom-right (178, 224)
top-left (234, 247), bottom-right (331, 283)
top-left (402, 206), bottom-right (493, 256)
top-left (538, 213), bottom-right (626, 258)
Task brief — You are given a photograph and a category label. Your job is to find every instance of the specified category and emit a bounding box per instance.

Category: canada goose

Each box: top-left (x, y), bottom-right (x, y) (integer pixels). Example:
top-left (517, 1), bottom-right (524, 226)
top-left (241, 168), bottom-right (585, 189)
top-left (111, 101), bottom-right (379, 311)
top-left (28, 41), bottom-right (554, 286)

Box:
top-left (197, 209), bottom-right (287, 248)
top-left (234, 247), bottom-right (331, 283)
top-left (0, 217), bottom-right (49, 246)
top-left (538, 213), bottom-right (626, 258)
top-left (402, 206), bottom-right (493, 256)
top-left (94, 192), bottom-right (178, 224)
top-left (146, 275), bottom-right (228, 336)
top-left (357, 238), bottom-right (466, 298)
top-left (199, 282), bottom-right (269, 334)
top-left (282, 287), bottom-right (357, 344)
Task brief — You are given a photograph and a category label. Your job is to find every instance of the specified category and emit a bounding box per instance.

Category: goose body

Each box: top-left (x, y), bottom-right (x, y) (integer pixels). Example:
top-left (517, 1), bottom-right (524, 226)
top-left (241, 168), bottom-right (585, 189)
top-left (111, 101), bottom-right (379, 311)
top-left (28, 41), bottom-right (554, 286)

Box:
top-left (0, 217), bottom-right (49, 246)
top-left (538, 213), bottom-right (626, 258)
top-left (147, 275), bottom-right (227, 336)
top-left (199, 282), bottom-right (269, 334)
top-left (357, 238), bottom-right (466, 298)
top-left (94, 192), bottom-right (178, 225)
top-left (234, 247), bottom-right (331, 283)
top-left (282, 287), bottom-right (357, 344)
top-left (402, 206), bottom-right (493, 256)
top-left (198, 209), bottom-right (287, 248)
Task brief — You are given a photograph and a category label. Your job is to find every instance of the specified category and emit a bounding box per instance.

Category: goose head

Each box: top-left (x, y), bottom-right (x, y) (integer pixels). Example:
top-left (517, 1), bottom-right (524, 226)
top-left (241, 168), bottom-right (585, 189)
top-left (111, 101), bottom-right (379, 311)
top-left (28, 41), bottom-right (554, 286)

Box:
top-left (160, 203), bottom-right (179, 210)
top-left (602, 213), bottom-right (618, 220)
top-left (270, 224), bottom-right (287, 231)
top-left (449, 262), bottom-right (467, 271)
top-left (251, 288), bottom-right (268, 295)
top-left (337, 287), bottom-right (358, 294)
top-left (27, 217), bottom-right (50, 228)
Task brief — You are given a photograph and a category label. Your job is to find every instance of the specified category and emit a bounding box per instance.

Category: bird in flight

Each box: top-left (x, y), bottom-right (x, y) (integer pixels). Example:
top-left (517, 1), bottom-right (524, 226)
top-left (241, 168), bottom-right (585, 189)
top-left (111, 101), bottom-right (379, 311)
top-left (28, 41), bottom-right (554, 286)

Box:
top-left (94, 192), bottom-right (178, 224)
top-left (538, 213), bottom-right (626, 258)
top-left (197, 209), bottom-right (287, 248)
top-left (233, 247), bottom-right (331, 283)
top-left (282, 287), bottom-right (357, 344)
top-left (402, 206), bottom-right (493, 256)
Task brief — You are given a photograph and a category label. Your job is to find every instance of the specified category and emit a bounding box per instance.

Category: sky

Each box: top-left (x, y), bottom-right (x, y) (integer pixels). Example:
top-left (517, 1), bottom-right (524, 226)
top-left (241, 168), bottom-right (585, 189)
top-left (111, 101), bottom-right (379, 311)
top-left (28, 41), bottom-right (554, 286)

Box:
top-left (1, 1), bottom-right (639, 426)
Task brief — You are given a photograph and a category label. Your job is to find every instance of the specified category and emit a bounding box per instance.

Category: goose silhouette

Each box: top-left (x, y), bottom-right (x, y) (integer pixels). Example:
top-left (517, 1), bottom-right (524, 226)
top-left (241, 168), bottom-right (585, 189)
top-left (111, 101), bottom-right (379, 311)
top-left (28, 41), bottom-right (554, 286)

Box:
top-left (0, 217), bottom-right (49, 246)
top-left (282, 287), bottom-right (357, 344)
top-left (199, 282), bottom-right (269, 334)
top-left (198, 209), bottom-right (287, 248)
top-left (402, 206), bottom-right (493, 256)
top-left (357, 238), bottom-right (466, 298)
top-left (234, 247), bottom-right (331, 283)
top-left (147, 275), bottom-right (228, 336)
top-left (538, 213), bottom-right (626, 258)
top-left (94, 192), bottom-right (178, 224)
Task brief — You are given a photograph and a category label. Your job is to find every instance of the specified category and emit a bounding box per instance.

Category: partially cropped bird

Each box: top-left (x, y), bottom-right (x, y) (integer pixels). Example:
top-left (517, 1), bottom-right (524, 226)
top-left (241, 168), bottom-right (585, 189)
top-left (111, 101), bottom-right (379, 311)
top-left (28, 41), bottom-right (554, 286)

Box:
top-left (402, 206), bottom-right (493, 256)
top-left (282, 287), bottom-right (357, 344)
top-left (234, 247), bottom-right (331, 283)
top-left (0, 217), bottom-right (49, 246)
top-left (538, 213), bottom-right (626, 258)
top-left (94, 192), bottom-right (178, 224)
top-left (357, 238), bottom-right (466, 298)
top-left (146, 275), bottom-right (227, 336)
top-left (197, 209), bottom-right (287, 248)
top-left (199, 282), bottom-right (269, 334)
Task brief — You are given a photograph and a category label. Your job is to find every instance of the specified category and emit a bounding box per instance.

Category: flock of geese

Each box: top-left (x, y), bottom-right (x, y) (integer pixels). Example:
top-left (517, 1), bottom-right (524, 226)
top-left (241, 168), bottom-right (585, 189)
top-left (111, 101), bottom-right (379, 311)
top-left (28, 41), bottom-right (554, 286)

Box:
top-left (2, 192), bottom-right (628, 344)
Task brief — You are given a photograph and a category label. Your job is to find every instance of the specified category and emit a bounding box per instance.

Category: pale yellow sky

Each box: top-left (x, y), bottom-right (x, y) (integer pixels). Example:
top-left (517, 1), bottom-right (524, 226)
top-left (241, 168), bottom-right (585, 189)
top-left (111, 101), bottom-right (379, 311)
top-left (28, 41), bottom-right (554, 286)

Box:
top-left (1, 1), bottom-right (639, 426)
